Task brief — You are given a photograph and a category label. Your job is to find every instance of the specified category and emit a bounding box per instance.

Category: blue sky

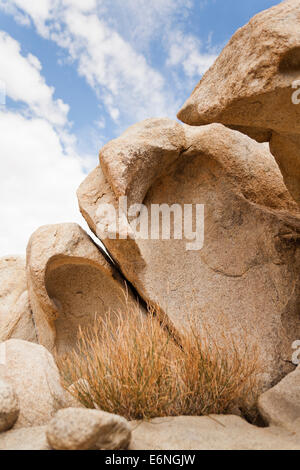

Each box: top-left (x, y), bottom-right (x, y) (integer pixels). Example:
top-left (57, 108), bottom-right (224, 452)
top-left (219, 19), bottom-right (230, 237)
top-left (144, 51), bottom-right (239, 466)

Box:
top-left (0, 0), bottom-right (280, 255)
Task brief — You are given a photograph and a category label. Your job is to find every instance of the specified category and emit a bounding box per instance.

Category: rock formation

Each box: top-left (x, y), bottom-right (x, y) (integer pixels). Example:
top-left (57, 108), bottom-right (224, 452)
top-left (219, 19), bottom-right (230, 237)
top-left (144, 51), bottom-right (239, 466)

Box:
top-left (26, 223), bottom-right (144, 356)
top-left (0, 257), bottom-right (37, 343)
top-left (177, 0), bottom-right (300, 205)
top-left (0, 0), bottom-right (299, 451)
top-left (0, 339), bottom-right (75, 428)
top-left (78, 119), bottom-right (300, 390)
top-left (0, 338), bottom-right (298, 450)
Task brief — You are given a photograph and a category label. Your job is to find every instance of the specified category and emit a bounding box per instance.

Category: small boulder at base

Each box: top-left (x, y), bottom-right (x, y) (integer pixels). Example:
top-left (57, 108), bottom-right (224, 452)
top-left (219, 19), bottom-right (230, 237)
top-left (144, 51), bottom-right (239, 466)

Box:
top-left (0, 339), bottom-right (74, 428)
top-left (0, 378), bottom-right (19, 432)
top-left (46, 408), bottom-right (131, 450)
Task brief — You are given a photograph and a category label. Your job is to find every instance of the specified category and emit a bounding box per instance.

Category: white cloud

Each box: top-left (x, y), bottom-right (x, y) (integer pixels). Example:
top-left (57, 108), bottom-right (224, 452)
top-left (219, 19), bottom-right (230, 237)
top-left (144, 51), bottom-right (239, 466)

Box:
top-left (0, 0), bottom-right (54, 36)
top-left (0, 31), bottom-right (90, 256)
top-left (99, 0), bottom-right (193, 46)
top-left (0, 0), bottom-right (183, 124)
top-left (62, 0), bottom-right (97, 12)
top-left (0, 111), bottom-right (86, 256)
top-left (0, 31), bottom-right (69, 126)
top-left (167, 31), bottom-right (217, 78)
top-left (52, 5), bottom-right (178, 122)
top-left (0, 1), bottom-right (220, 125)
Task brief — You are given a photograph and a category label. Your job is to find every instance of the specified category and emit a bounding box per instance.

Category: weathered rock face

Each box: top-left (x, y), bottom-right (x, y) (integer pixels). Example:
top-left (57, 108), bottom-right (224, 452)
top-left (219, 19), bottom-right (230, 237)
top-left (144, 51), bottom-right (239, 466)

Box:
top-left (0, 257), bottom-right (37, 343)
top-left (178, 0), bottom-right (300, 132)
top-left (258, 365), bottom-right (300, 432)
top-left (78, 119), bottom-right (300, 391)
top-left (129, 415), bottom-right (300, 450)
top-left (26, 223), bottom-right (144, 356)
top-left (0, 378), bottom-right (19, 432)
top-left (177, 0), bottom-right (300, 204)
top-left (46, 408), bottom-right (131, 450)
top-left (0, 339), bottom-right (73, 428)
top-left (101, 118), bottom-right (186, 208)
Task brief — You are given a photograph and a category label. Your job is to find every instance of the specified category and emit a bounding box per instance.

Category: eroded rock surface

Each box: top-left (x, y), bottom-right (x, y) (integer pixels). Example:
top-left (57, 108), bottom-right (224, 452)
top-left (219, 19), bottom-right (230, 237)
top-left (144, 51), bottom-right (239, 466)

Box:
top-left (101, 118), bottom-right (186, 209)
top-left (26, 223), bottom-right (144, 356)
top-left (78, 119), bottom-right (300, 391)
top-left (258, 365), bottom-right (300, 432)
top-left (177, 0), bottom-right (300, 204)
top-left (0, 257), bottom-right (37, 343)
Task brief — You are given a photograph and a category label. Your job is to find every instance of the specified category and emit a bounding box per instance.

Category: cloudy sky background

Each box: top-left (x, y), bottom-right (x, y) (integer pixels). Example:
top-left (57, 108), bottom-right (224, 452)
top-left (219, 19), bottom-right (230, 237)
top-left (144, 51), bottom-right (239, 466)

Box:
top-left (0, 0), bottom-right (280, 256)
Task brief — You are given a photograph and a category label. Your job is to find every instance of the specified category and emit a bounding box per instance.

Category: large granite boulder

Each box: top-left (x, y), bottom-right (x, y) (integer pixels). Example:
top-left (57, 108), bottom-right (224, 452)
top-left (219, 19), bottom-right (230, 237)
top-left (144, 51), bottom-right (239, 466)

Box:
top-left (177, 0), bottom-right (300, 204)
top-left (78, 118), bottom-right (300, 391)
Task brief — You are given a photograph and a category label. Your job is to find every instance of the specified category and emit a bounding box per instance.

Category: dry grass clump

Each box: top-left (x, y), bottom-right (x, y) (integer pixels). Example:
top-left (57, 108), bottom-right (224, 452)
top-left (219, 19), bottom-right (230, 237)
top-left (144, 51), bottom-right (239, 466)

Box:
top-left (58, 306), bottom-right (261, 421)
